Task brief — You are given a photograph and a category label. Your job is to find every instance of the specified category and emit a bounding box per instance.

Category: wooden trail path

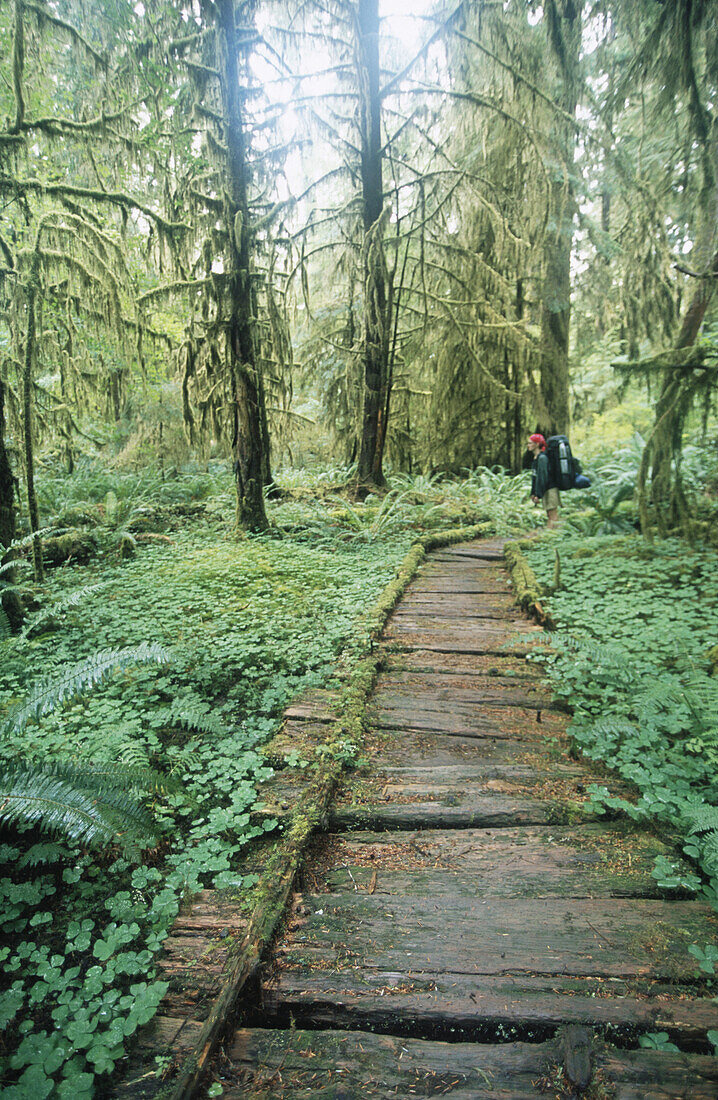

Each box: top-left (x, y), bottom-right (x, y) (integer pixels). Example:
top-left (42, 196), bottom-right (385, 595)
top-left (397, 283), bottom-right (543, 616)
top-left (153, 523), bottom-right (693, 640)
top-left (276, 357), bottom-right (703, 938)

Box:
top-left (117, 539), bottom-right (718, 1099)
top-left (218, 539), bottom-right (718, 1098)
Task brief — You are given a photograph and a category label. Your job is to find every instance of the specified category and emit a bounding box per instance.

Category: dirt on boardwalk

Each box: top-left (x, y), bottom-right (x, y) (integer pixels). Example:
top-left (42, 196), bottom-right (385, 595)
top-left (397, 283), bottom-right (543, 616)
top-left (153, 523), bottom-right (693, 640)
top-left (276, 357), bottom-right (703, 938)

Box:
top-left (120, 540), bottom-right (718, 1099)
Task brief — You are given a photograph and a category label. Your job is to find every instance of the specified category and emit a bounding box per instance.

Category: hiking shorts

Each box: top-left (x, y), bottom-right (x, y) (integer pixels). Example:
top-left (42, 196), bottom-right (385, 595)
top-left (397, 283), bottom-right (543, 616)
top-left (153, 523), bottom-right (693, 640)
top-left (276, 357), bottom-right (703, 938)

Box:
top-left (542, 487), bottom-right (560, 511)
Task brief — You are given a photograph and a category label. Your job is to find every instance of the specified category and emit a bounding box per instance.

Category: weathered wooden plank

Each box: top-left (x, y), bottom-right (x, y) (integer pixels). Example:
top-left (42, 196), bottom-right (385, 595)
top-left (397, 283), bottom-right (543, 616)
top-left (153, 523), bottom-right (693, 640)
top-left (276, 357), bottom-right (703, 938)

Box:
top-left (284, 689), bottom-right (340, 723)
top-left (368, 731), bottom-right (547, 767)
top-left (432, 550), bottom-right (506, 563)
top-left (366, 699), bottom-right (567, 739)
top-left (113, 1016), bottom-right (205, 1097)
top-left (227, 1027), bottom-right (558, 1099)
top-left (383, 623), bottom-right (539, 656)
top-left (381, 649), bottom-right (538, 679)
top-left (263, 970), bottom-right (718, 1046)
top-left (277, 894), bottom-right (718, 982)
top-left (594, 1047), bottom-right (718, 1098)
top-left (397, 593), bottom-right (518, 618)
top-left (410, 576), bottom-right (515, 595)
top-left (261, 720), bottom-right (332, 764)
top-left (378, 664), bottom-right (551, 699)
top-left (439, 540), bottom-right (508, 557)
top-left (330, 794), bottom-right (560, 831)
top-left (309, 823), bottom-right (679, 899)
top-left (372, 762), bottom-right (579, 781)
top-left (224, 1028), bottom-right (718, 1099)
top-left (132, 1015), bottom-right (205, 1053)
top-left (372, 680), bottom-right (558, 715)
top-left (386, 614), bottom-right (535, 635)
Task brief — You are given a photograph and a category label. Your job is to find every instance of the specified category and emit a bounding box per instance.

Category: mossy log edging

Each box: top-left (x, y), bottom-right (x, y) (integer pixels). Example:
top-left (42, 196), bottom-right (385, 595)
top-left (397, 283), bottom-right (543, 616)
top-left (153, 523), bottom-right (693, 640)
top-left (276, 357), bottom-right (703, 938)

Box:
top-left (503, 539), bottom-right (556, 629)
top-left (161, 522), bottom-right (493, 1100)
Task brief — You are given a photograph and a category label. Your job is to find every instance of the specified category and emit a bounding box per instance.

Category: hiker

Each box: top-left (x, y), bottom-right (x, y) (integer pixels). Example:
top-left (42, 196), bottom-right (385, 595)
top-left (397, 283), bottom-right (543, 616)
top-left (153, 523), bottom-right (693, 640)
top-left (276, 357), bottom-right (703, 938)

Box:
top-left (527, 433), bottom-right (559, 528)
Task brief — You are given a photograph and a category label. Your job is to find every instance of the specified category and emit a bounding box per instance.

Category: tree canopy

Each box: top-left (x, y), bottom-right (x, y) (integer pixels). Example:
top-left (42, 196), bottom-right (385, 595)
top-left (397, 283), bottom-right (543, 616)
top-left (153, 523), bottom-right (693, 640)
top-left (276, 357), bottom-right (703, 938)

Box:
top-left (0, 0), bottom-right (715, 529)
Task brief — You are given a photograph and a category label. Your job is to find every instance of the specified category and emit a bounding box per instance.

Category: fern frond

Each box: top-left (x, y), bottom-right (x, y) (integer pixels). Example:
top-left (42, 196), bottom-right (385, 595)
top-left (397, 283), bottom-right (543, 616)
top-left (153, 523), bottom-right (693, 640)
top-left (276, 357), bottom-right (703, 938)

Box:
top-left (681, 802), bottom-right (718, 836)
top-left (584, 718), bottom-right (639, 742)
top-left (698, 830), bottom-right (718, 874)
top-left (550, 635), bottom-right (628, 667)
top-left (48, 758), bottom-right (180, 796)
top-left (0, 761), bottom-right (157, 850)
top-left (115, 741), bottom-right (151, 771)
top-left (154, 701), bottom-right (228, 737)
top-left (21, 583), bottom-right (107, 638)
top-left (17, 841), bottom-right (70, 867)
top-left (2, 642), bottom-right (170, 734)
top-left (1, 527), bottom-right (67, 554)
top-left (0, 558), bottom-right (31, 579)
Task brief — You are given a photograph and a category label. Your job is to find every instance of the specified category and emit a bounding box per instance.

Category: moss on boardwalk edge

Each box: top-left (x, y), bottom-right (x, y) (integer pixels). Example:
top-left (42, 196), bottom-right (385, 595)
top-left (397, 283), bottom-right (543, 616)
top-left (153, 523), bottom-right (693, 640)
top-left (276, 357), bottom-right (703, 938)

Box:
top-left (504, 539), bottom-right (556, 628)
top-left (160, 522), bottom-right (493, 1100)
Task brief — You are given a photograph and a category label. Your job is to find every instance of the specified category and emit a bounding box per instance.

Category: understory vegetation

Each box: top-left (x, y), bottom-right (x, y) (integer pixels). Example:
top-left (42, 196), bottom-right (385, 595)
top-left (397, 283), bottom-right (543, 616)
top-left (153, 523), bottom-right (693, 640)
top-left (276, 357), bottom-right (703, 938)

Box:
top-left (1, 0), bottom-right (717, 1087)
top-left (0, 460), bottom-right (544, 1098)
top-left (524, 529), bottom-right (718, 952)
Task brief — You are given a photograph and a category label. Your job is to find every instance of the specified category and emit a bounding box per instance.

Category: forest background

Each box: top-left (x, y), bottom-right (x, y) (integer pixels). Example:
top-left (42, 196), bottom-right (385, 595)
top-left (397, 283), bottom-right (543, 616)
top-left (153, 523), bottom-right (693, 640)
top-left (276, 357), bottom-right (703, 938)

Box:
top-left (0, 0), bottom-right (718, 1097)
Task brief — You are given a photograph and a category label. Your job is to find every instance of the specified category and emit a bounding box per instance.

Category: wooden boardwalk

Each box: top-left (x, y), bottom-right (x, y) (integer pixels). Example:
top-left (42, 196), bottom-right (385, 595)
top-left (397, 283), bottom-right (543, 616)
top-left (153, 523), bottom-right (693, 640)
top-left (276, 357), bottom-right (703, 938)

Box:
top-left (218, 539), bottom-right (718, 1098)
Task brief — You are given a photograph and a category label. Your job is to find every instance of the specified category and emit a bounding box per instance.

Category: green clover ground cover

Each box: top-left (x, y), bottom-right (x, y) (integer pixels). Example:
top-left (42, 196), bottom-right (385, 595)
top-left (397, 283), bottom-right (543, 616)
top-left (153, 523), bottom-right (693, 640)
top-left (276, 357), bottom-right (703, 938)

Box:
top-left (0, 514), bottom-right (413, 1098)
top-left (524, 532), bottom-right (718, 912)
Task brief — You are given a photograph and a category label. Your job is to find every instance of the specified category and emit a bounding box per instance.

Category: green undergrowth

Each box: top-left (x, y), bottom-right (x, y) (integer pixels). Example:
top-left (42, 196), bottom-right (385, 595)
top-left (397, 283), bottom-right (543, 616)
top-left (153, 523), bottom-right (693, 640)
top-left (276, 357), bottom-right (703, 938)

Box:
top-left (1, 463), bottom-right (534, 1098)
top-left (0, 519), bottom-right (412, 1097)
top-left (160, 520), bottom-right (495, 1100)
top-left (523, 531), bottom-right (718, 927)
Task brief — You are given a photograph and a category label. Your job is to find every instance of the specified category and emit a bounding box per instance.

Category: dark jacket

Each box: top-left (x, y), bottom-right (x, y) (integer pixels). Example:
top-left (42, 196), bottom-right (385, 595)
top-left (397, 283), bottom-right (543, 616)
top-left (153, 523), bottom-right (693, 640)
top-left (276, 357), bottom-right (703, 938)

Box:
top-left (531, 451), bottom-right (551, 499)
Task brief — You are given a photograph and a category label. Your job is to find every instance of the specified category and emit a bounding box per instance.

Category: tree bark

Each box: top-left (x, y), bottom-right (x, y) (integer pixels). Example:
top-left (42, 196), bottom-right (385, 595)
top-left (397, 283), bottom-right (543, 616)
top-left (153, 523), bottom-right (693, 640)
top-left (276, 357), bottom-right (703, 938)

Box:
top-left (537, 0), bottom-right (583, 437)
top-left (23, 245), bottom-right (43, 581)
top-left (647, 115), bottom-right (718, 524)
top-left (0, 374), bottom-right (23, 631)
top-left (355, 0), bottom-right (392, 489)
top-left (215, 0), bottom-right (269, 530)
top-left (0, 377), bottom-right (15, 554)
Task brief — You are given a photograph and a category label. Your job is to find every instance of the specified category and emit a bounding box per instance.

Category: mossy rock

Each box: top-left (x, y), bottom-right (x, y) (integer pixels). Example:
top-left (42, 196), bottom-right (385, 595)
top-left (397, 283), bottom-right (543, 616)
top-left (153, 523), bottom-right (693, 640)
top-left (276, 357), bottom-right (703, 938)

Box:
top-left (570, 545), bottom-right (599, 559)
top-left (708, 644), bottom-right (718, 677)
top-left (126, 503), bottom-right (207, 533)
top-left (55, 505), bottom-right (100, 528)
top-left (126, 512), bottom-right (161, 533)
top-left (1, 588), bottom-right (24, 632)
top-left (42, 529), bottom-right (98, 566)
top-left (118, 535), bottom-right (137, 559)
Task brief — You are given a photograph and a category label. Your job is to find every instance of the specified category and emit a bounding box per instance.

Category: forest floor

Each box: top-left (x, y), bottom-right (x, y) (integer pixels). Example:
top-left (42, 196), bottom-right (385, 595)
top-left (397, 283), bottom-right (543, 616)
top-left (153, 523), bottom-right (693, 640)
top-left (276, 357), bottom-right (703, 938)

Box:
top-left (123, 538), bottom-right (718, 1099)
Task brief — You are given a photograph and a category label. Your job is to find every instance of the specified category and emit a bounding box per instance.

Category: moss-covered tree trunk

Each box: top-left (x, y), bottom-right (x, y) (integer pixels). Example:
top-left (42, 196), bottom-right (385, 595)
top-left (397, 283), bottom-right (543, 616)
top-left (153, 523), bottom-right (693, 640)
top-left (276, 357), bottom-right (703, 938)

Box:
top-left (646, 117), bottom-right (718, 530)
top-left (23, 245), bottom-right (43, 581)
top-left (537, 0), bottom-right (583, 437)
top-left (215, 0), bottom-right (269, 530)
top-left (0, 378), bottom-right (15, 554)
top-left (355, 0), bottom-right (392, 489)
top-left (0, 374), bottom-right (23, 630)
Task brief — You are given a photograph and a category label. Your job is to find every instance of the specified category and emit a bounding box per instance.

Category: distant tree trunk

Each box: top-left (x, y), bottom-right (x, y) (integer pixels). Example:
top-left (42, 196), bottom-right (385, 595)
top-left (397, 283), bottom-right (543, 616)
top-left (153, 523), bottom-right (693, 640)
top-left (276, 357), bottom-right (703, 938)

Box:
top-left (23, 245), bottom-right (43, 581)
top-left (355, 0), bottom-right (392, 489)
top-left (538, 0), bottom-right (583, 437)
top-left (647, 117), bottom-right (718, 527)
top-left (216, 0), bottom-right (269, 530)
top-left (0, 378), bottom-right (15, 554)
top-left (0, 373), bottom-right (23, 630)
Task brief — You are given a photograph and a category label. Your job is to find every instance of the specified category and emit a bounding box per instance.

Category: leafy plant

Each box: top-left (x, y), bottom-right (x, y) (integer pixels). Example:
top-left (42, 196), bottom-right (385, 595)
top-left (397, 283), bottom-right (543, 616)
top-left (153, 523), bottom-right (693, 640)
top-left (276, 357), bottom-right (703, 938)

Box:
top-left (1, 643), bottom-right (168, 735)
top-left (0, 761), bottom-right (165, 852)
top-left (638, 1032), bottom-right (680, 1052)
top-left (524, 530), bottom-right (718, 913)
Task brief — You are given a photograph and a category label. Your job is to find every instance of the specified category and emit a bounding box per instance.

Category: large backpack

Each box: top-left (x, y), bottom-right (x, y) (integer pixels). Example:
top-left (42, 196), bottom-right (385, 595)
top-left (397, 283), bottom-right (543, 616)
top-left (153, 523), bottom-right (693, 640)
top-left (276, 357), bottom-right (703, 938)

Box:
top-left (546, 434), bottom-right (576, 491)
